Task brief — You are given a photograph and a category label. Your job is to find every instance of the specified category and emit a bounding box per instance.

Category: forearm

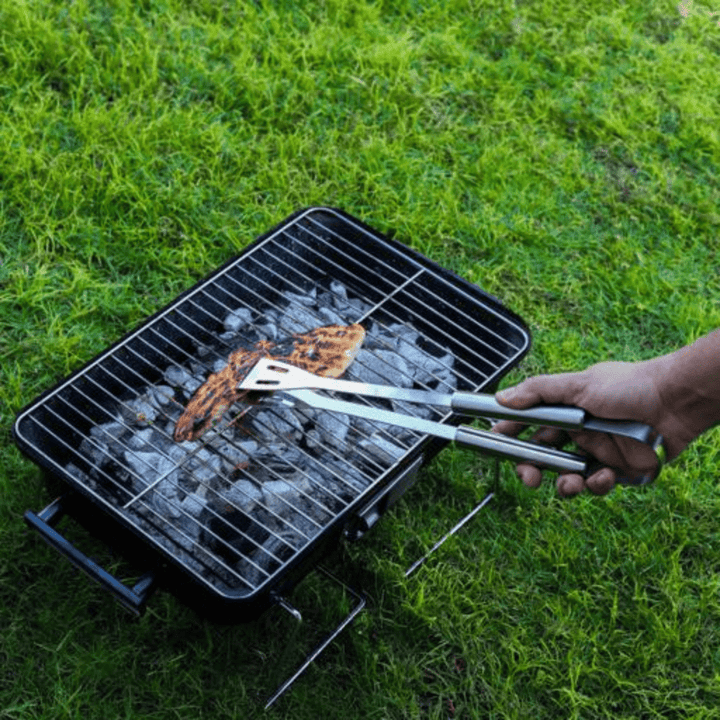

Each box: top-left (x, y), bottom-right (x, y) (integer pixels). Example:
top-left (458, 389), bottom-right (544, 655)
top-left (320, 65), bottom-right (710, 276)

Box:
top-left (652, 329), bottom-right (720, 441)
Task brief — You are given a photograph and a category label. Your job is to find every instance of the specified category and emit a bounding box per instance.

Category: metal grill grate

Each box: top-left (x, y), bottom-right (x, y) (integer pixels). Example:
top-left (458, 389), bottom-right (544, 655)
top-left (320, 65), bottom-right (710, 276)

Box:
top-left (14, 208), bottom-right (529, 603)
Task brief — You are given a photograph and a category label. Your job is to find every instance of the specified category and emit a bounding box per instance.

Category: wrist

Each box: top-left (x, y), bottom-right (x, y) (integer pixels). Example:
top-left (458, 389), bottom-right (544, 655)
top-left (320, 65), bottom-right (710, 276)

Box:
top-left (651, 337), bottom-right (720, 443)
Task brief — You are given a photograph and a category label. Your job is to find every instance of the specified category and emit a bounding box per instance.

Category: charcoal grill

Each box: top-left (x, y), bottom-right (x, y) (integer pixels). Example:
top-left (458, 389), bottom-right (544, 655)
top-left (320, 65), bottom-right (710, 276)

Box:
top-left (13, 207), bottom-right (530, 701)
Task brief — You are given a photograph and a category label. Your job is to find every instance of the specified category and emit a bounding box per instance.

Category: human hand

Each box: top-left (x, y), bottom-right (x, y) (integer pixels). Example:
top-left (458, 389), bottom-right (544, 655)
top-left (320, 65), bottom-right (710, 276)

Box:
top-left (491, 360), bottom-right (677, 497)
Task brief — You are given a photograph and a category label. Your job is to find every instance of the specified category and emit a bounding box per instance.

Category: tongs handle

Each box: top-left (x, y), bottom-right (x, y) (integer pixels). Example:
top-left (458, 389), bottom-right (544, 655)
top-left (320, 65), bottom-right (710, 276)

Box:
top-left (450, 394), bottom-right (655, 445)
top-left (454, 424), bottom-right (665, 486)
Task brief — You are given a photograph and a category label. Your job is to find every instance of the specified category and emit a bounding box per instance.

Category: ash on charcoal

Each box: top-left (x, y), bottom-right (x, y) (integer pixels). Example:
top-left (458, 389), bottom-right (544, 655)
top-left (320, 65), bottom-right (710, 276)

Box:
top-left (330, 280), bottom-right (348, 304)
top-left (149, 386), bottom-right (175, 408)
top-left (175, 498), bottom-right (205, 543)
top-left (65, 463), bottom-right (90, 483)
top-left (252, 445), bottom-right (308, 478)
top-left (180, 492), bottom-right (206, 520)
top-left (186, 452), bottom-right (223, 486)
top-left (126, 427), bottom-right (158, 450)
top-left (359, 434), bottom-right (408, 464)
top-left (284, 288), bottom-right (317, 307)
top-left (262, 475), bottom-right (313, 515)
top-left (123, 450), bottom-right (180, 495)
top-left (151, 473), bottom-right (181, 518)
top-left (314, 409), bottom-right (350, 450)
top-left (164, 365), bottom-right (203, 394)
top-left (321, 458), bottom-right (372, 496)
top-left (122, 396), bottom-right (158, 426)
top-left (251, 405), bottom-right (304, 442)
top-left (349, 349), bottom-right (412, 388)
top-left (79, 436), bottom-right (110, 468)
top-left (316, 306), bottom-right (347, 327)
top-left (216, 440), bottom-right (257, 474)
top-left (279, 304), bottom-right (320, 335)
top-left (223, 480), bottom-right (263, 509)
top-left (224, 307), bottom-right (254, 333)
top-left (325, 279), bottom-right (370, 317)
top-left (89, 421), bottom-right (128, 455)
top-left (391, 399), bottom-right (437, 420)
top-left (211, 358), bottom-right (228, 373)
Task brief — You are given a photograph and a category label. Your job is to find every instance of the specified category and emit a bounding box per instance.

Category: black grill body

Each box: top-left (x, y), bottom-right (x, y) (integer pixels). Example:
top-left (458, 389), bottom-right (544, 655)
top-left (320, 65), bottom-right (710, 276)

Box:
top-left (13, 207), bottom-right (530, 620)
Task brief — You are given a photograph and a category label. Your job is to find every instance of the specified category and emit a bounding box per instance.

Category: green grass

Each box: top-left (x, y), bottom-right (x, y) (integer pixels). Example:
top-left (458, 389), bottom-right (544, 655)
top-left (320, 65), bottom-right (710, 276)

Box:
top-left (2, 0), bottom-right (720, 717)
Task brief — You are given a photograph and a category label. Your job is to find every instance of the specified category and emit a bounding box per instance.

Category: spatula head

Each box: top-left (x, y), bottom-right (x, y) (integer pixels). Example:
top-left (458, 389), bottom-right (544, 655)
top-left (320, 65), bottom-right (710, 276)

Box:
top-left (239, 358), bottom-right (323, 391)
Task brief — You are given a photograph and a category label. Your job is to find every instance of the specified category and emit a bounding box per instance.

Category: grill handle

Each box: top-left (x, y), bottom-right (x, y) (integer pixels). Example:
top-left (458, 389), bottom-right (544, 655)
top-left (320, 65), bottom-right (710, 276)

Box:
top-left (24, 497), bottom-right (156, 616)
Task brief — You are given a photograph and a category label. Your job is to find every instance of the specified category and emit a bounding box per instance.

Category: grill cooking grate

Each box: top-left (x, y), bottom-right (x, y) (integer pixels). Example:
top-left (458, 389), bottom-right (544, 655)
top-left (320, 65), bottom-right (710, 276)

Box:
top-left (15, 208), bottom-right (528, 601)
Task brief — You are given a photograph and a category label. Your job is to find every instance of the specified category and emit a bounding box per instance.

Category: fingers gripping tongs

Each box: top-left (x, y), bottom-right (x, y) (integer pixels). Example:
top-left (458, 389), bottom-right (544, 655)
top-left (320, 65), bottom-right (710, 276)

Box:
top-left (239, 359), bottom-right (666, 485)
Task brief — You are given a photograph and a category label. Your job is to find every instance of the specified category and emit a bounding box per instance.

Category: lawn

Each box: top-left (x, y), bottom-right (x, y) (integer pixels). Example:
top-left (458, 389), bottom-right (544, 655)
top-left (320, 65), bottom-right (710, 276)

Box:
top-left (1, 0), bottom-right (719, 718)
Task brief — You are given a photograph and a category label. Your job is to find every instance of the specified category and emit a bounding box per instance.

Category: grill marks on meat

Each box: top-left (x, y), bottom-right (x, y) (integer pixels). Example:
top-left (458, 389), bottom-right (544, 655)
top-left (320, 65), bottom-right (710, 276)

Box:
top-left (173, 324), bottom-right (366, 442)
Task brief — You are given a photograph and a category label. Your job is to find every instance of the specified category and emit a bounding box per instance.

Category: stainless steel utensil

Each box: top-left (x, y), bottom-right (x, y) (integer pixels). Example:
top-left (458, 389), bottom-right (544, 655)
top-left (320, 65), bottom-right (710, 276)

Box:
top-left (241, 359), bottom-right (666, 485)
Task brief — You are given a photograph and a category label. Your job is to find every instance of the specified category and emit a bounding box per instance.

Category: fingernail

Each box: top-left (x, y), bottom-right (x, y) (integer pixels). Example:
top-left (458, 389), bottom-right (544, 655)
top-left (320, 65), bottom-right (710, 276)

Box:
top-left (497, 387), bottom-right (517, 403)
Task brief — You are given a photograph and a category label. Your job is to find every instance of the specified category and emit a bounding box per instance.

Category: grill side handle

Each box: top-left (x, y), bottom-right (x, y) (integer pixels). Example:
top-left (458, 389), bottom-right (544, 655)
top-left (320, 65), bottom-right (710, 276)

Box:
top-left (24, 497), bottom-right (156, 616)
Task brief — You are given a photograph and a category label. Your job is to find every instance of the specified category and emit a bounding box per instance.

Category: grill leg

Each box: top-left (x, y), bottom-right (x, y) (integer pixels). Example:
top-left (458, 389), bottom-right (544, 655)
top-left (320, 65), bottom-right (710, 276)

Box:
top-left (404, 458), bottom-right (499, 577)
top-left (264, 566), bottom-right (366, 710)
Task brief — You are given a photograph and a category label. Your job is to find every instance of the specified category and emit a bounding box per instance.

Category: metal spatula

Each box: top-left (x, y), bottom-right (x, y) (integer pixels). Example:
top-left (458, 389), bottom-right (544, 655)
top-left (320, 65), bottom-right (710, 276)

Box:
top-left (240, 358), bottom-right (659, 445)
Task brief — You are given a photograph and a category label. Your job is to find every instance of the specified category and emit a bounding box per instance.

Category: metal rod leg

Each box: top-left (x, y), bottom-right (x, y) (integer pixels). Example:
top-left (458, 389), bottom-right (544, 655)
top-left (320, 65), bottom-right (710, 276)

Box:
top-left (264, 566), bottom-right (366, 710)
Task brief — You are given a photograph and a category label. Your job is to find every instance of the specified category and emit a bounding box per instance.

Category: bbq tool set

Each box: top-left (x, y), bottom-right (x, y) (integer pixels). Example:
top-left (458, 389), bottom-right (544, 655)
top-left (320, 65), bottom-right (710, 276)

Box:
top-left (241, 358), bottom-right (665, 486)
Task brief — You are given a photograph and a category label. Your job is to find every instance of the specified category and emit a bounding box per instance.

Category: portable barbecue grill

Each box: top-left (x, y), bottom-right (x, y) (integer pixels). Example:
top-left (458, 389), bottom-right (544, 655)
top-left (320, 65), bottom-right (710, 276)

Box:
top-left (13, 206), bottom-right (534, 702)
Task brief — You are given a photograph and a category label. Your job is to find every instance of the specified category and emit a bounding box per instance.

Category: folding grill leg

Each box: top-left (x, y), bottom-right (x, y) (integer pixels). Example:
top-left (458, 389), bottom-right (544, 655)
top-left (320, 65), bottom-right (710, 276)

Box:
top-left (264, 565), bottom-right (366, 711)
top-left (405, 458), bottom-right (499, 577)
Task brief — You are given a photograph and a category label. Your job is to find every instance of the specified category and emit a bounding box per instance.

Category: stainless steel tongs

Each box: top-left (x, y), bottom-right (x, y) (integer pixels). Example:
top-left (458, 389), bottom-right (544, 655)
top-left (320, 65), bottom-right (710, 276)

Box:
top-left (239, 359), bottom-right (666, 485)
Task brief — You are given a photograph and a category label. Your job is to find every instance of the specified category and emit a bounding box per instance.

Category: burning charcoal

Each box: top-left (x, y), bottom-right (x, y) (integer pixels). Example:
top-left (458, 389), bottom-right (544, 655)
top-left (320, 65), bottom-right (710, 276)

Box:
top-left (187, 452), bottom-right (223, 486)
top-left (223, 307), bottom-right (254, 333)
top-left (284, 288), bottom-right (317, 307)
top-left (262, 477), bottom-right (312, 515)
top-left (151, 470), bottom-right (181, 519)
top-left (316, 306), bottom-right (346, 327)
top-left (359, 435), bottom-right (407, 464)
top-left (216, 440), bottom-right (257, 473)
top-left (350, 349), bottom-right (412, 388)
top-left (314, 410), bottom-right (350, 449)
top-left (164, 365), bottom-right (203, 394)
top-left (126, 427), bottom-right (158, 450)
top-left (251, 405), bottom-right (304, 442)
top-left (149, 385), bottom-right (175, 408)
top-left (123, 396), bottom-right (157, 426)
top-left (279, 304), bottom-right (320, 335)
top-left (224, 480), bottom-right (263, 509)
top-left (330, 280), bottom-right (348, 305)
top-left (204, 505), bottom-right (270, 567)
top-left (79, 436), bottom-right (110, 467)
top-left (89, 421), bottom-right (128, 454)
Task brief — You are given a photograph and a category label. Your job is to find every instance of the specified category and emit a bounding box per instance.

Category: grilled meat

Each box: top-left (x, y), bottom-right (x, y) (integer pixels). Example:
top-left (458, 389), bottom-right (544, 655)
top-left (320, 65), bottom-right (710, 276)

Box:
top-left (173, 323), bottom-right (365, 442)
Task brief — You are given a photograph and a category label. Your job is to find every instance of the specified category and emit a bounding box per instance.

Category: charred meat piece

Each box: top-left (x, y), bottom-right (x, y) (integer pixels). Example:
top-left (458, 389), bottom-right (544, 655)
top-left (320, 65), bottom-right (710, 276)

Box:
top-left (173, 324), bottom-right (365, 442)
